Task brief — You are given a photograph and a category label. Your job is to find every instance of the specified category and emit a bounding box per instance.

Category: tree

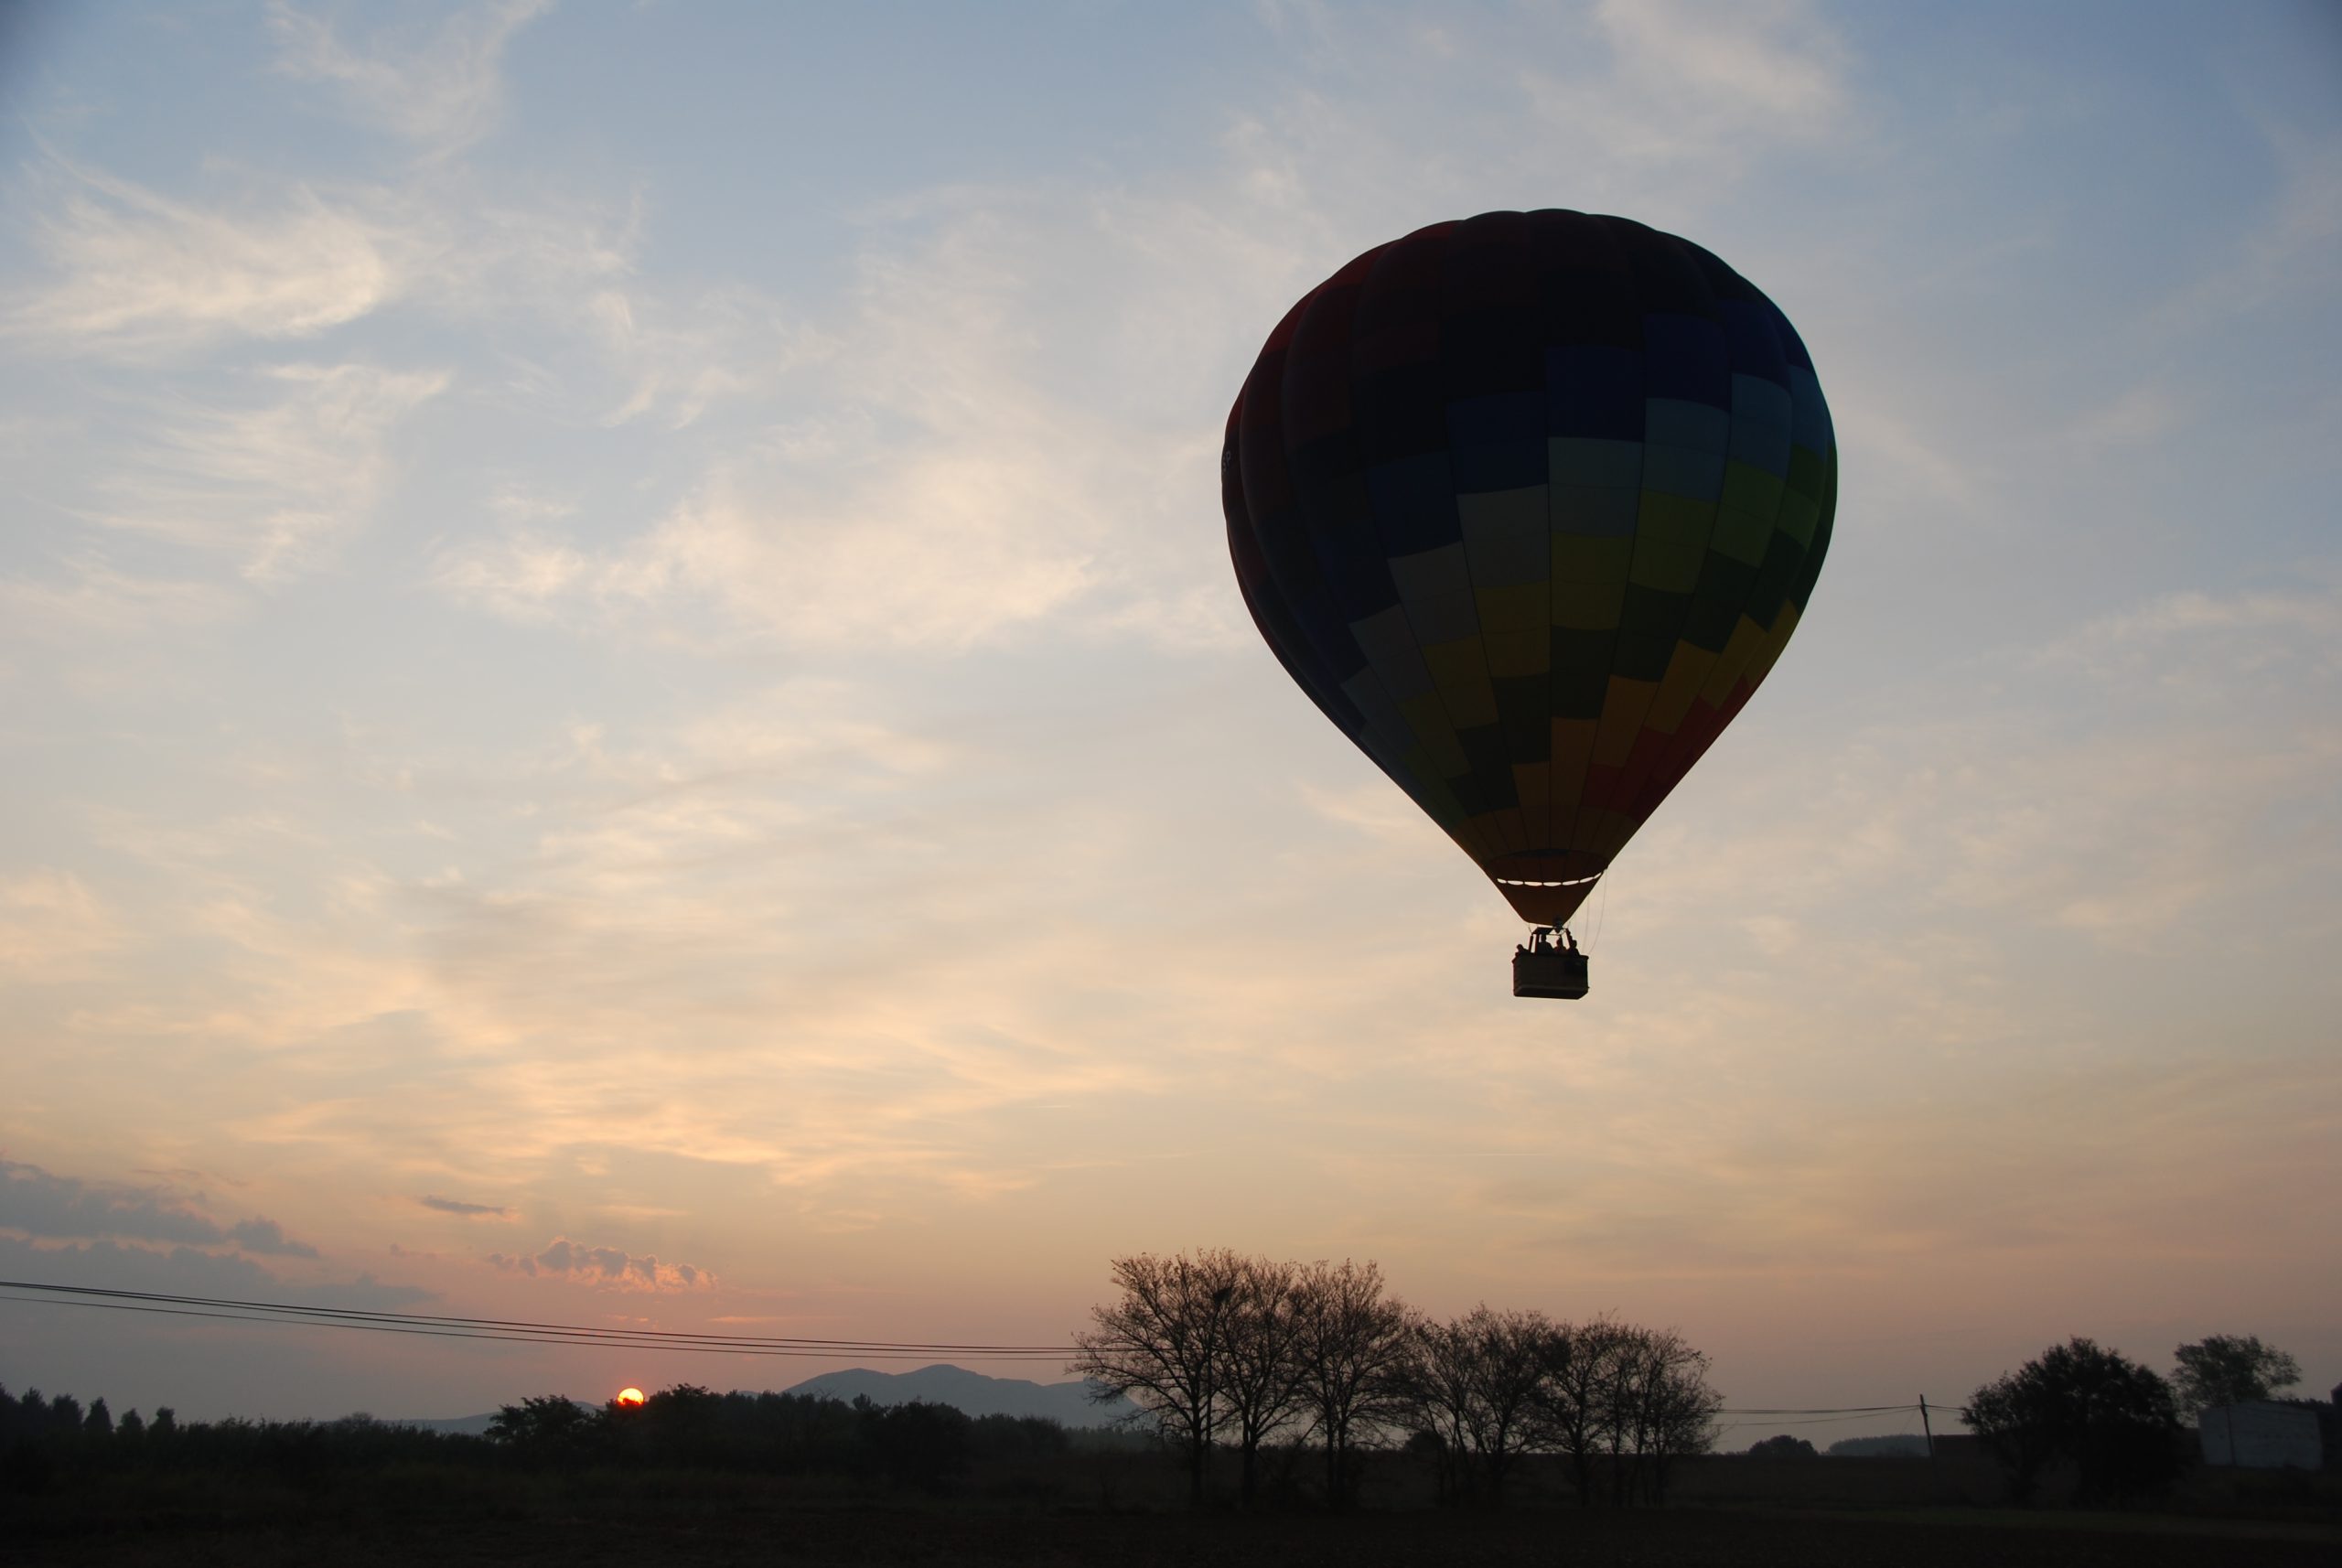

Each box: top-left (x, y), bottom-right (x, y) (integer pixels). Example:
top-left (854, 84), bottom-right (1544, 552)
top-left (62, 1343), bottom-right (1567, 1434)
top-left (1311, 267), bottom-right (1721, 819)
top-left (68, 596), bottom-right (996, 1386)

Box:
top-left (1967, 1338), bottom-right (2184, 1505)
top-left (1069, 1249), bottom-right (1246, 1507)
top-left (870, 1401), bottom-right (972, 1492)
top-left (1400, 1306), bottom-right (1556, 1506)
top-left (1747, 1434), bottom-right (1817, 1459)
top-left (83, 1398), bottom-right (113, 1439)
top-left (1538, 1316), bottom-right (1628, 1507)
top-left (1401, 1308), bottom-right (1480, 1505)
top-left (488, 1394), bottom-right (597, 1456)
top-left (1464, 1307), bottom-right (1559, 1505)
top-left (1289, 1259), bottom-right (1416, 1509)
top-left (1597, 1325), bottom-right (1722, 1506)
top-left (2173, 1335), bottom-right (2302, 1421)
top-left (1213, 1255), bottom-right (1309, 1508)
top-left (1967, 1371), bottom-right (2055, 1505)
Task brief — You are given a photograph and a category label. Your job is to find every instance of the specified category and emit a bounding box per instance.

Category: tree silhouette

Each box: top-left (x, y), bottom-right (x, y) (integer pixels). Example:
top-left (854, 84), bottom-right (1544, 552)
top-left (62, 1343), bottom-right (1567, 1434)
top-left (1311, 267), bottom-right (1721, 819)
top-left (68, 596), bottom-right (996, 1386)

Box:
top-left (1069, 1249), bottom-right (1246, 1507)
top-left (1969, 1338), bottom-right (2183, 1504)
top-left (1289, 1259), bottom-right (1416, 1509)
top-left (2173, 1335), bottom-right (2302, 1420)
top-left (1213, 1255), bottom-right (1308, 1508)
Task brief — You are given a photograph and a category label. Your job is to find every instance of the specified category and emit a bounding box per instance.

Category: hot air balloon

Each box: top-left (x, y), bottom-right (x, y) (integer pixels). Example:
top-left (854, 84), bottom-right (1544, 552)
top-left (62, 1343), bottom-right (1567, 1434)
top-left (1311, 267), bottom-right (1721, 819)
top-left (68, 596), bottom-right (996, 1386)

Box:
top-left (1222, 211), bottom-right (1834, 998)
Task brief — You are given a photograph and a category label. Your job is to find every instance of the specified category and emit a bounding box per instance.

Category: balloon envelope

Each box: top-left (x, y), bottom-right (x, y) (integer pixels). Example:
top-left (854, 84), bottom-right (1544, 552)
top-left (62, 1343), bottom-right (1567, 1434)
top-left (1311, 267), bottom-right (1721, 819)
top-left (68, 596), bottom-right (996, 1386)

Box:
top-left (1224, 211), bottom-right (1835, 927)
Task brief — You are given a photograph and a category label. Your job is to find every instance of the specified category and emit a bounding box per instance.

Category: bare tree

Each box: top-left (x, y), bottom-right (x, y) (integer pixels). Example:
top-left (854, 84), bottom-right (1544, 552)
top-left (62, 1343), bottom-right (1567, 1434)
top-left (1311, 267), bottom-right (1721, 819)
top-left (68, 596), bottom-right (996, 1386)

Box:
top-left (1068, 1249), bottom-right (1244, 1507)
top-left (1469, 1306), bottom-right (1560, 1505)
top-left (1402, 1309), bottom-right (1479, 1506)
top-left (1214, 1255), bottom-right (1310, 1508)
top-left (1290, 1259), bottom-right (1416, 1509)
top-left (1608, 1326), bottom-right (1721, 1505)
top-left (1402, 1305), bottom-right (1559, 1506)
top-left (1534, 1317), bottom-right (1720, 1506)
top-left (1537, 1315), bottom-right (1628, 1507)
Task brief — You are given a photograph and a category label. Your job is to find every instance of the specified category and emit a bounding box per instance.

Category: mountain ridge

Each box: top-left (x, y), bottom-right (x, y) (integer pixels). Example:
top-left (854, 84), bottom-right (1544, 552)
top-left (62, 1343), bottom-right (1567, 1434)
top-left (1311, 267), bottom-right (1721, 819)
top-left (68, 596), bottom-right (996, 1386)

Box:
top-left (386, 1362), bottom-right (1137, 1434)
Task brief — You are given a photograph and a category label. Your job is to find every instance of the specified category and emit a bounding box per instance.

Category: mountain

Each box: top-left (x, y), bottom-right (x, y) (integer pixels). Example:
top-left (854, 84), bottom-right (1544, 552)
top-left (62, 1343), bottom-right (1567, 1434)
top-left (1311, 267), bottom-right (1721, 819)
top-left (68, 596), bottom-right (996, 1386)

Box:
top-left (386, 1365), bottom-right (1137, 1434)
top-left (783, 1364), bottom-right (1137, 1427)
top-left (389, 1412), bottom-right (499, 1436)
top-left (1825, 1434), bottom-right (1931, 1458)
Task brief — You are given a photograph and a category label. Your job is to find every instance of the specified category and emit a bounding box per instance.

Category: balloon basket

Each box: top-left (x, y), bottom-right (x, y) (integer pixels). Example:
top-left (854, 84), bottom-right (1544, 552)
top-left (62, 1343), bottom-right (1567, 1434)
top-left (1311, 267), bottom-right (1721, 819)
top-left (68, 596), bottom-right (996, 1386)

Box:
top-left (1512, 946), bottom-right (1590, 1000)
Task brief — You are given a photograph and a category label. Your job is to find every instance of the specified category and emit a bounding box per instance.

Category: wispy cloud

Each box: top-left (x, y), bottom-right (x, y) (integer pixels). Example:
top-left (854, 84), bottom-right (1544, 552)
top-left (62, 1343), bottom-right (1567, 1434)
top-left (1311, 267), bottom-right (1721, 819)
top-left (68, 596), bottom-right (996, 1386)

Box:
top-left (587, 285), bottom-right (821, 430)
top-left (90, 361), bottom-right (448, 582)
top-left (418, 1194), bottom-right (513, 1219)
top-left (435, 186), bottom-right (1284, 652)
top-left (1612, 580), bottom-right (2342, 964)
top-left (1573, 0), bottom-right (1852, 159)
top-left (2033, 583), bottom-right (2342, 680)
top-left (489, 1235), bottom-right (714, 1292)
top-left (268, 0), bottom-right (554, 157)
top-left (0, 870), bottom-right (122, 976)
top-left (0, 555), bottom-right (236, 639)
top-left (2058, 382), bottom-right (2184, 450)
top-left (2150, 114), bottom-right (2342, 335)
top-left (5, 159), bottom-right (417, 355)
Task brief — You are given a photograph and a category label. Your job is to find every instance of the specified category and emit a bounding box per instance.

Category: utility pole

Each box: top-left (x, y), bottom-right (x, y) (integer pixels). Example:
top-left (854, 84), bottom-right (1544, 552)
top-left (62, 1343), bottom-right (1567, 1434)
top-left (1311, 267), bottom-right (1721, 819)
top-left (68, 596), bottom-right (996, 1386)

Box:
top-left (1918, 1394), bottom-right (1935, 1459)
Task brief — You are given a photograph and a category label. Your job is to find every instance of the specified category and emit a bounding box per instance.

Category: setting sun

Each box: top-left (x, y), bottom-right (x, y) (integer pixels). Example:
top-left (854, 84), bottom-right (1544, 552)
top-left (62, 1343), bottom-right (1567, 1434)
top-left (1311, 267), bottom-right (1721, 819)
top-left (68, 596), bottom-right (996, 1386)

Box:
top-left (615, 1388), bottom-right (646, 1407)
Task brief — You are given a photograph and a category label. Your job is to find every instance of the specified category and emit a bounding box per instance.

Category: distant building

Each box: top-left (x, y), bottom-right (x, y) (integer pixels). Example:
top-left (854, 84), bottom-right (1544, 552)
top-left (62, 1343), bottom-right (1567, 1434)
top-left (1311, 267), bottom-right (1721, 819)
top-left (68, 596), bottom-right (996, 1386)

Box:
top-left (2199, 1402), bottom-right (2323, 1470)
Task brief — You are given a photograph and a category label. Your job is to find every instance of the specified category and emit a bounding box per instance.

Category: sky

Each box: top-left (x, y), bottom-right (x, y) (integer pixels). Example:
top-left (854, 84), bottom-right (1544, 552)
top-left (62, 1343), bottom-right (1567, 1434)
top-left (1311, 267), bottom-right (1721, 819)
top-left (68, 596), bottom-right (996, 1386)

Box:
top-left (2, 0), bottom-right (2337, 1440)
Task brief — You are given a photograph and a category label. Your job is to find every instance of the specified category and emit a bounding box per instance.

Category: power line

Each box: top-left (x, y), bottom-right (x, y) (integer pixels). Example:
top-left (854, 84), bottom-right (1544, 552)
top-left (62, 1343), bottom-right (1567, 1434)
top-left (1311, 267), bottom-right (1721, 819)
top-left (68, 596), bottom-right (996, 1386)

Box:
top-left (0, 1279), bottom-right (1970, 1415)
top-left (1714, 1411), bottom-right (1918, 1432)
top-left (0, 1280), bottom-right (1078, 1360)
top-left (1714, 1413), bottom-right (1910, 1423)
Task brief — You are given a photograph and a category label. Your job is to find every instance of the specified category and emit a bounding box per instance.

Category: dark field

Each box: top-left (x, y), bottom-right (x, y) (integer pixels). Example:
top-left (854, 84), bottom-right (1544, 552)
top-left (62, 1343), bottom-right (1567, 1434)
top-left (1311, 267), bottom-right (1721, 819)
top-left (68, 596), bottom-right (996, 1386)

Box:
top-left (19, 1493), bottom-right (2342, 1568)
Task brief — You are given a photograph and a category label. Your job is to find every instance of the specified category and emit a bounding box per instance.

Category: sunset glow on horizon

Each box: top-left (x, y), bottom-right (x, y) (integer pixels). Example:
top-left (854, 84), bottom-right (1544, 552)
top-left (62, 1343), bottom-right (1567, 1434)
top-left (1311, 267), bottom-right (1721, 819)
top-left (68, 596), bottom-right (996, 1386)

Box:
top-left (1, 1), bottom-right (2336, 1440)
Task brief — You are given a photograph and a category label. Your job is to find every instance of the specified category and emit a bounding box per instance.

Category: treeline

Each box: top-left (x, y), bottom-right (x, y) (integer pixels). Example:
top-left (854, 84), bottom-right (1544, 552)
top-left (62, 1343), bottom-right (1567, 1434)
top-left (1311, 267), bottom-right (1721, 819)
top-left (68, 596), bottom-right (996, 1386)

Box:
top-left (1964, 1333), bottom-right (2318, 1506)
top-left (488, 1386), bottom-right (1076, 1487)
top-left (1069, 1251), bottom-right (1720, 1509)
top-left (0, 1380), bottom-right (1078, 1498)
top-left (2, 1383), bottom-right (464, 1496)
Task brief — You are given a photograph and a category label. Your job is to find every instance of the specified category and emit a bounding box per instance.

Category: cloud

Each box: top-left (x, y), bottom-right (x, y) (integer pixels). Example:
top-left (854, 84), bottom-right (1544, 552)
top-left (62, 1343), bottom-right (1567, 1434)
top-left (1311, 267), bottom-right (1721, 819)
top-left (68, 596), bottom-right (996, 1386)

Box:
top-left (489, 1235), bottom-right (714, 1293)
top-left (1606, 576), bottom-right (2342, 972)
top-left (5, 159), bottom-right (418, 354)
top-left (0, 870), bottom-right (122, 976)
top-left (435, 188), bottom-right (1273, 652)
top-left (0, 1159), bottom-right (224, 1247)
top-left (1581, 0), bottom-right (1850, 154)
top-left (0, 1160), bottom-right (317, 1258)
top-left (430, 3), bottom-right (1859, 660)
top-left (417, 1195), bottom-right (512, 1219)
top-left (5, 147), bottom-right (629, 362)
top-left (586, 285), bottom-right (822, 431)
top-left (268, 0), bottom-right (554, 156)
top-left (2060, 383), bottom-right (2184, 449)
top-left (484, 473), bottom-right (1103, 653)
top-left (0, 1233), bottom-right (430, 1307)
top-left (90, 361), bottom-right (449, 582)
top-left (2149, 113), bottom-right (2342, 335)
top-left (227, 1218), bottom-right (322, 1259)
top-left (2033, 584), bottom-right (2342, 683)
top-left (0, 556), bottom-right (237, 639)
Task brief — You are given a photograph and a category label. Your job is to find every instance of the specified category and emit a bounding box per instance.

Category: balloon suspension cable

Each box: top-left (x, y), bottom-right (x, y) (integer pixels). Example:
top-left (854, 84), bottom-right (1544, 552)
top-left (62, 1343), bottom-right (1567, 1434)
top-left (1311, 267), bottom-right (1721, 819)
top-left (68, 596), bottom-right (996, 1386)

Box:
top-left (1586, 878), bottom-right (1609, 953)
